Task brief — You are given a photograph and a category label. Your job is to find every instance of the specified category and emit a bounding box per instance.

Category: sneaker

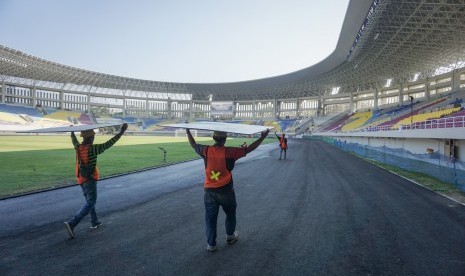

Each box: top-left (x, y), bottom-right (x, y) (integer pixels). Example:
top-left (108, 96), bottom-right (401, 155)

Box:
top-left (90, 222), bottom-right (102, 229)
top-left (64, 222), bottom-right (75, 239)
top-left (206, 244), bottom-right (217, 252)
top-left (226, 231), bottom-right (239, 244)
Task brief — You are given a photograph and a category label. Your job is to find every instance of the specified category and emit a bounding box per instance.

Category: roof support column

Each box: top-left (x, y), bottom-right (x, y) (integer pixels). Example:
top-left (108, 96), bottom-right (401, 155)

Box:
top-left (252, 100), bottom-right (256, 118)
top-left (122, 90), bottom-right (127, 117)
top-left (273, 99), bottom-right (278, 120)
top-left (349, 92), bottom-right (354, 112)
top-left (59, 89), bottom-right (64, 110)
top-left (374, 88), bottom-right (379, 110)
top-left (189, 99), bottom-right (194, 120)
top-left (167, 97), bottom-right (172, 119)
top-left (85, 86), bottom-right (92, 113)
top-left (145, 98), bottom-right (149, 117)
top-left (399, 83), bottom-right (404, 106)
top-left (232, 101), bottom-right (237, 119)
top-left (31, 86), bottom-right (36, 107)
top-left (86, 92), bottom-right (91, 113)
top-left (425, 77), bottom-right (430, 100)
top-left (317, 95), bottom-right (322, 117)
top-left (452, 69), bottom-right (461, 91)
top-left (123, 99), bottom-right (126, 117)
top-left (1, 82), bottom-right (5, 104)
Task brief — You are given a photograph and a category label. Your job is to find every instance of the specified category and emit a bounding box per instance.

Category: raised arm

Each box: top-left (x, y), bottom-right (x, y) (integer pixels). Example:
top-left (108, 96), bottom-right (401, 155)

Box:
top-left (246, 129), bottom-right (269, 154)
top-left (91, 123), bottom-right (128, 155)
top-left (275, 132), bottom-right (280, 139)
top-left (186, 129), bottom-right (196, 148)
top-left (71, 131), bottom-right (79, 148)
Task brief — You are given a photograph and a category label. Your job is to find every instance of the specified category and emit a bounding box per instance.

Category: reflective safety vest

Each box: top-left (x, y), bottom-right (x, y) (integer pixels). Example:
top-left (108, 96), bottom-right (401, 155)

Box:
top-left (280, 136), bottom-right (287, 149)
top-left (75, 144), bottom-right (99, 184)
top-left (204, 146), bottom-right (232, 189)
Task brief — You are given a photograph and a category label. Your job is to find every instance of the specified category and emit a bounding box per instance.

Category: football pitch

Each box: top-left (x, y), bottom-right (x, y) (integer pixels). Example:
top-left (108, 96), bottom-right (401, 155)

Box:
top-left (0, 135), bottom-right (272, 198)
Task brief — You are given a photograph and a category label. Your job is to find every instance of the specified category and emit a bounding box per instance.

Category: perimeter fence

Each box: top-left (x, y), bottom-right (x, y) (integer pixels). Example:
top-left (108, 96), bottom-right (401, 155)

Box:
top-left (306, 136), bottom-right (465, 192)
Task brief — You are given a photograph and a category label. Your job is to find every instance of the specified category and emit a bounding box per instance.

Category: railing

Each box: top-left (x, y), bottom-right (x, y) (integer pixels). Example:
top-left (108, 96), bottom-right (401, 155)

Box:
top-left (317, 115), bottom-right (465, 133)
top-left (360, 115), bottom-right (465, 132)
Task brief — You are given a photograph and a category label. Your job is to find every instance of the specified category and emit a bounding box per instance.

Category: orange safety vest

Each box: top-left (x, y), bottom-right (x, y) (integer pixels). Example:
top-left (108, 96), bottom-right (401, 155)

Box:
top-left (204, 146), bottom-right (232, 189)
top-left (280, 136), bottom-right (287, 149)
top-left (75, 144), bottom-right (99, 184)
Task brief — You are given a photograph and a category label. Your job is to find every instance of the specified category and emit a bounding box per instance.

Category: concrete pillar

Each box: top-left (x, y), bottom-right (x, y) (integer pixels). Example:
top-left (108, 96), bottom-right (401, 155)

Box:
top-left (146, 98), bottom-right (149, 117)
top-left (122, 90), bottom-right (127, 117)
top-left (1, 82), bottom-right (5, 103)
top-left (273, 99), bottom-right (279, 120)
top-left (59, 89), bottom-right (64, 110)
top-left (373, 88), bottom-right (379, 110)
top-left (349, 92), bottom-right (354, 112)
top-left (317, 95), bottom-right (322, 117)
top-left (452, 69), bottom-right (461, 91)
top-left (425, 77), bottom-right (430, 100)
top-left (252, 100), bottom-right (256, 118)
top-left (31, 86), bottom-right (37, 107)
top-left (399, 83), bottom-right (404, 106)
top-left (189, 99), bottom-right (194, 120)
top-left (233, 101), bottom-right (237, 119)
top-left (167, 98), bottom-right (172, 119)
top-left (86, 92), bottom-right (91, 113)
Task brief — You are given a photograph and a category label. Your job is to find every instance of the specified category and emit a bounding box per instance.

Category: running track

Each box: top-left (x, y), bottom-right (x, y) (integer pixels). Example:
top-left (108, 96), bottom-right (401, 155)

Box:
top-left (1, 140), bottom-right (464, 275)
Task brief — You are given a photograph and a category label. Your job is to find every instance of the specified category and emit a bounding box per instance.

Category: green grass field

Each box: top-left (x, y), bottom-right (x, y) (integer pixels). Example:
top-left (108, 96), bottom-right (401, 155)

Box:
top-left (0, 135), bottom-right (273, 198)
top-left (5, 135), bottom-right (461, 205)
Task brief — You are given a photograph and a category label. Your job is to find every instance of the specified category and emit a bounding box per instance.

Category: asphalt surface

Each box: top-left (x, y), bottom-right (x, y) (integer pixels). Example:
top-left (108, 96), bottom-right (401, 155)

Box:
top-left (1, 140), bottom-right (465, 276)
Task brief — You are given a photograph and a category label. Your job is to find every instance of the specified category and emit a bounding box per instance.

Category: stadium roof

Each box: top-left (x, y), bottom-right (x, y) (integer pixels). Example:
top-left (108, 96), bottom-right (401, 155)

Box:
top-left (1, 0), bottom-right (465, 101)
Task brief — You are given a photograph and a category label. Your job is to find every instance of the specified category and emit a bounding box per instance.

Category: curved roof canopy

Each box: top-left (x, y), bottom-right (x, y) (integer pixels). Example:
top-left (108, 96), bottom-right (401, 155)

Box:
top-left (1, 0), bottom-right (465, 101)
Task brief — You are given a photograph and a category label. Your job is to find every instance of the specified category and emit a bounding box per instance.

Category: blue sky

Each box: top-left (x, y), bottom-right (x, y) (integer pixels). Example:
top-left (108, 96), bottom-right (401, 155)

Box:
top-left (0, 0), bottom-right (349, 83)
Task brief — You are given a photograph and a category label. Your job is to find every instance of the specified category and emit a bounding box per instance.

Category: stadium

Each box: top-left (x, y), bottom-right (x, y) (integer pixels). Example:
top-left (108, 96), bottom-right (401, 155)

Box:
top-left (1, 0), bottom-right (464, 188)
top-left (1, 0), bottom-right (465, 275)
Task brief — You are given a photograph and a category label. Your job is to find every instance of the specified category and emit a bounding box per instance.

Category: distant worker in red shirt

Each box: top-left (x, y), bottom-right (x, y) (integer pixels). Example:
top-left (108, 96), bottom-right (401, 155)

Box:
top-left (275, 132), bottom-right (288, 160)
top-left (186, 128), bottom-right (269, 252)
top-left (64, 123), bottom-right (128, 239)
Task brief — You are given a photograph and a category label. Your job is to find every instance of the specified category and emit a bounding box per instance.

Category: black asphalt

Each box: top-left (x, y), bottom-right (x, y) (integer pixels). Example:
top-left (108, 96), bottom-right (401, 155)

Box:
top-left (1, 140), bottom-right (464, 275)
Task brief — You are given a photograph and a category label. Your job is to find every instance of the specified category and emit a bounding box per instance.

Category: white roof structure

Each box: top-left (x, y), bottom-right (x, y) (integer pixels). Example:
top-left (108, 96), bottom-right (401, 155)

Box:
top-left (1, 0), bottom-right (465, 101)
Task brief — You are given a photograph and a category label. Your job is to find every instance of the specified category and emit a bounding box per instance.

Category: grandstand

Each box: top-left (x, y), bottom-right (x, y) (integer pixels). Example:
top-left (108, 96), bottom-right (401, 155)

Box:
top-left (1, 0), bottom-right (465, 188)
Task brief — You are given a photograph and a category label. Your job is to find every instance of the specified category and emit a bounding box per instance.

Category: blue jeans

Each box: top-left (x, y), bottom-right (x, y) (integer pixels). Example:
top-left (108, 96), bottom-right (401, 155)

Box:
top-left (279, 148), bottom-right (287, 159)
top-left (69, 180), bottom-right (99, 227)
top-left (204, 188), bottom-right (237, 246)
